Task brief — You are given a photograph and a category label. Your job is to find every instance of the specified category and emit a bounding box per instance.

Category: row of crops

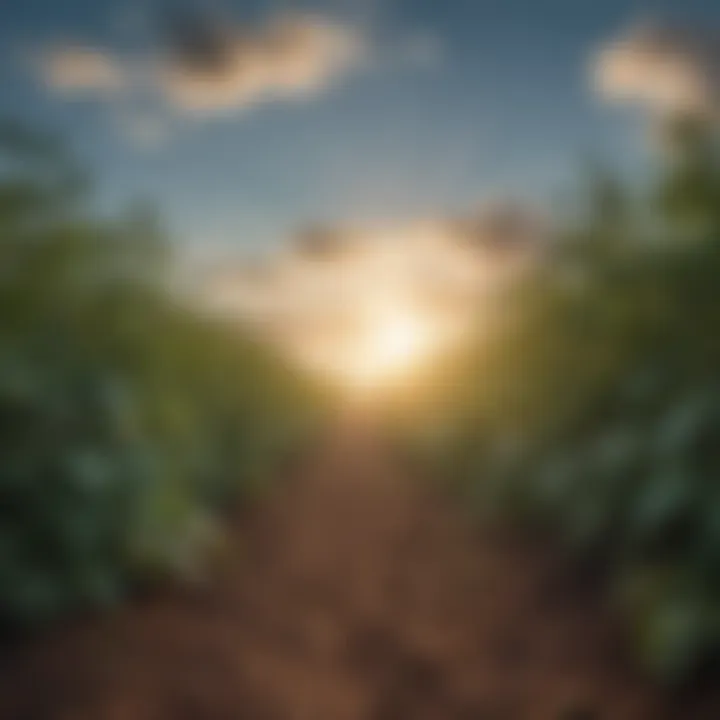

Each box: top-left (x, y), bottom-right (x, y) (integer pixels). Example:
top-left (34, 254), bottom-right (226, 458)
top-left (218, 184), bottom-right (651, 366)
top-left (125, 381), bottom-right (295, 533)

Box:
top-left (401, 121), bottom-right (720, 682)
top-left (0, 123), bottom-right (326, 629)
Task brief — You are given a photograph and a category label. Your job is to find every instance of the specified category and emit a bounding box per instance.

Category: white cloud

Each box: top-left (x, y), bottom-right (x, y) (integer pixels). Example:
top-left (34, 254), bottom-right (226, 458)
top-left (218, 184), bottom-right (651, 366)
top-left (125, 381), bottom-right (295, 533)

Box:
top-left (593, 21), bottom-right (720, 120)
top-left (38, 46), bottom-right (126, 94)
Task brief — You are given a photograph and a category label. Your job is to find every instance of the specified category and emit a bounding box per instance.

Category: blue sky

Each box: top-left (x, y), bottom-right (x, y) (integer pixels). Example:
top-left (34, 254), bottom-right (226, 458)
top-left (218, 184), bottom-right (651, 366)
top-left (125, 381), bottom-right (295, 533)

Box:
top-left (2, 0), bottom-right (719, 255)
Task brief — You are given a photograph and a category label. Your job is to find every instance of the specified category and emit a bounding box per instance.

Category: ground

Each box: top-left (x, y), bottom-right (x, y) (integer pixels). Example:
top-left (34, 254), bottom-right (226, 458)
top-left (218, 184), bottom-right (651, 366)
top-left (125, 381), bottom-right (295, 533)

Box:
top-left (0, 424), bottom-right (713, 719)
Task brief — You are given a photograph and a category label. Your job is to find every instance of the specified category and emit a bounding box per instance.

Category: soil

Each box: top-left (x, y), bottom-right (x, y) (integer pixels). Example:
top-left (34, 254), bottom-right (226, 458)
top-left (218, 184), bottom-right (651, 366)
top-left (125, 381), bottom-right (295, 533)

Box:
top-left (0, 423), bottom-right (716, 719)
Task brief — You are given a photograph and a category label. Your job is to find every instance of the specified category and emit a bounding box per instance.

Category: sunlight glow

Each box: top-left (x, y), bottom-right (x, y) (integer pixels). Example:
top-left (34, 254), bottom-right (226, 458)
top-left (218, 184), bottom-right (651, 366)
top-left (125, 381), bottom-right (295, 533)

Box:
top-left (344, 308), bottom-right (436, 388)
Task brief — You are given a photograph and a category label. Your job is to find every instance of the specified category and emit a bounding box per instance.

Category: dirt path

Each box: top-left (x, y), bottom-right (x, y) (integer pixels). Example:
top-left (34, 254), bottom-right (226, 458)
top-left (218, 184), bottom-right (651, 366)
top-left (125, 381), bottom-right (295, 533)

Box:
top-left (0, 425), bottom-right (706, 719)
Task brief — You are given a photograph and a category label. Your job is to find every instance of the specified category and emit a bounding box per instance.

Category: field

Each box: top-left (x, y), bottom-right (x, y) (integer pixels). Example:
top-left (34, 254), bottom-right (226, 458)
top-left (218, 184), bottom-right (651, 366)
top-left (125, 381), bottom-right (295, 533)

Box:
top-left (4, 423), bottom-right (720, 720)
top-left (4, 35), bottom-right (720, 717)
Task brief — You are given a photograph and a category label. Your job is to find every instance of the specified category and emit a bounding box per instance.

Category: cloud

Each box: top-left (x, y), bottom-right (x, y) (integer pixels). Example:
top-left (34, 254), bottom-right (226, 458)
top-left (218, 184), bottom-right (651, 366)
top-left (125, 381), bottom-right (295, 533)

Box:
top-left (36, 11), bottom-right (365, 120)
top-left (292, 225), bottom-right (367, 261)
top-left (156, 12), bottom-right (366, 114)
top-left (33, 10), bottom-right (440, 137)
top-left (593, 21), bottom-right (720, 120)
top-left (200, 202), bottom-right (547, 374)
top-left (38, 46), bottom-right (126, 94)
top-left (454, 200), bottom-right (549, 255)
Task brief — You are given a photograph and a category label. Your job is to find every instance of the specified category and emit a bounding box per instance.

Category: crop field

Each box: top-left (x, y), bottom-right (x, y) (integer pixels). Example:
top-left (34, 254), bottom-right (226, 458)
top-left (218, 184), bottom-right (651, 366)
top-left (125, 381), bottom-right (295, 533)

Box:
top-left (3, 4), bottom-right (720, 718)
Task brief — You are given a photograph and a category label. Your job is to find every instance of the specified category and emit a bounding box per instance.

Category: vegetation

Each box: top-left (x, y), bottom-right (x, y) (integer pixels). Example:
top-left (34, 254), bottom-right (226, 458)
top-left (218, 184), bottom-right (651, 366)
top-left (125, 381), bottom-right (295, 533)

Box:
top-left (402, 121), bottom-right (720, 682)
top-left (0, 123), bottom-right (324, 629)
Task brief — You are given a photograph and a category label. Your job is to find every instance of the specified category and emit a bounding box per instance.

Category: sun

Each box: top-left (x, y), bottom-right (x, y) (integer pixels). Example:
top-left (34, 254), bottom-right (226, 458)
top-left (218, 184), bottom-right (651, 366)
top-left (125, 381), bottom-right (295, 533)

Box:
top-left (346, 308), bottom-right (435, 388)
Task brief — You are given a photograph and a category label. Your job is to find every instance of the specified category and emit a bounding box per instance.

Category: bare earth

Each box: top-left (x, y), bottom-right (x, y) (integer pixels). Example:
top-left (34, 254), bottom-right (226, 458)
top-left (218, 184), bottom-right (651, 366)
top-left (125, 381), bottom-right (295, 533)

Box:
top-left (0, 425), bottom-right (713, 719)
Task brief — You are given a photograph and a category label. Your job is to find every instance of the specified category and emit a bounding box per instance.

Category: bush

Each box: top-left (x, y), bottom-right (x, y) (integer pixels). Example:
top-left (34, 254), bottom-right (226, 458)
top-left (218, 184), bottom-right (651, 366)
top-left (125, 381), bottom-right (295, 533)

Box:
top-left (405, 125), bottom-right (720, 682)
top-left (0, 124), bottom-right (324, 628)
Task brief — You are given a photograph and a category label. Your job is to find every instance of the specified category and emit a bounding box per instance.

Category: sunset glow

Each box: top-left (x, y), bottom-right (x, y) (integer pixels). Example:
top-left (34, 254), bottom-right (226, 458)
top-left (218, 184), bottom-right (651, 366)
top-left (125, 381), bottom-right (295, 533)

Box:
top-left (344, 308), bottom-right (436, 387)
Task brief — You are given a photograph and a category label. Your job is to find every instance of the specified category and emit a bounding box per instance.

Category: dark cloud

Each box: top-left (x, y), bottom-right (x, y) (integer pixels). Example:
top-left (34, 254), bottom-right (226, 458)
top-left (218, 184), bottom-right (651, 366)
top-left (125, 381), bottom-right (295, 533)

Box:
top-left (293, 225), bottom-right (365, 261)
top-left (451, 201), bottom-right (549, 256)
top-left (160, 6), bottom-right (239, 74)
top-left (155, 11), bottom-right (366, 113)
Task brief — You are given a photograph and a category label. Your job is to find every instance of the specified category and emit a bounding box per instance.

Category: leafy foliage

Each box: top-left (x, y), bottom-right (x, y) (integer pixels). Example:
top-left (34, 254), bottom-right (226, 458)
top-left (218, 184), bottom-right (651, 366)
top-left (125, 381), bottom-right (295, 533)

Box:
top-left (0, 123), bottom-right (324, 628)
top-left (405, 124), bottom-right (720, 682)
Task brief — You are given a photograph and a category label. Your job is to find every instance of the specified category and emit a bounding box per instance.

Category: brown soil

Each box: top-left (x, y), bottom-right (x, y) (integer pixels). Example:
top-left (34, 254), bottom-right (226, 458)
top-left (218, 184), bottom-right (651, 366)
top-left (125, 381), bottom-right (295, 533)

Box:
top-left (0, 424), bottom-right (715, 719)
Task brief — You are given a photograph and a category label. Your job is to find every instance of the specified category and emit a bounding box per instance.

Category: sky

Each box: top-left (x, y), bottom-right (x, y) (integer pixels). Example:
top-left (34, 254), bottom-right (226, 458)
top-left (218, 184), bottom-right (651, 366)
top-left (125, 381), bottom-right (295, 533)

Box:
top-left (3, 0), bottom-right (719, 259)
top-left (3, 0), bottom-right (720, 380)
